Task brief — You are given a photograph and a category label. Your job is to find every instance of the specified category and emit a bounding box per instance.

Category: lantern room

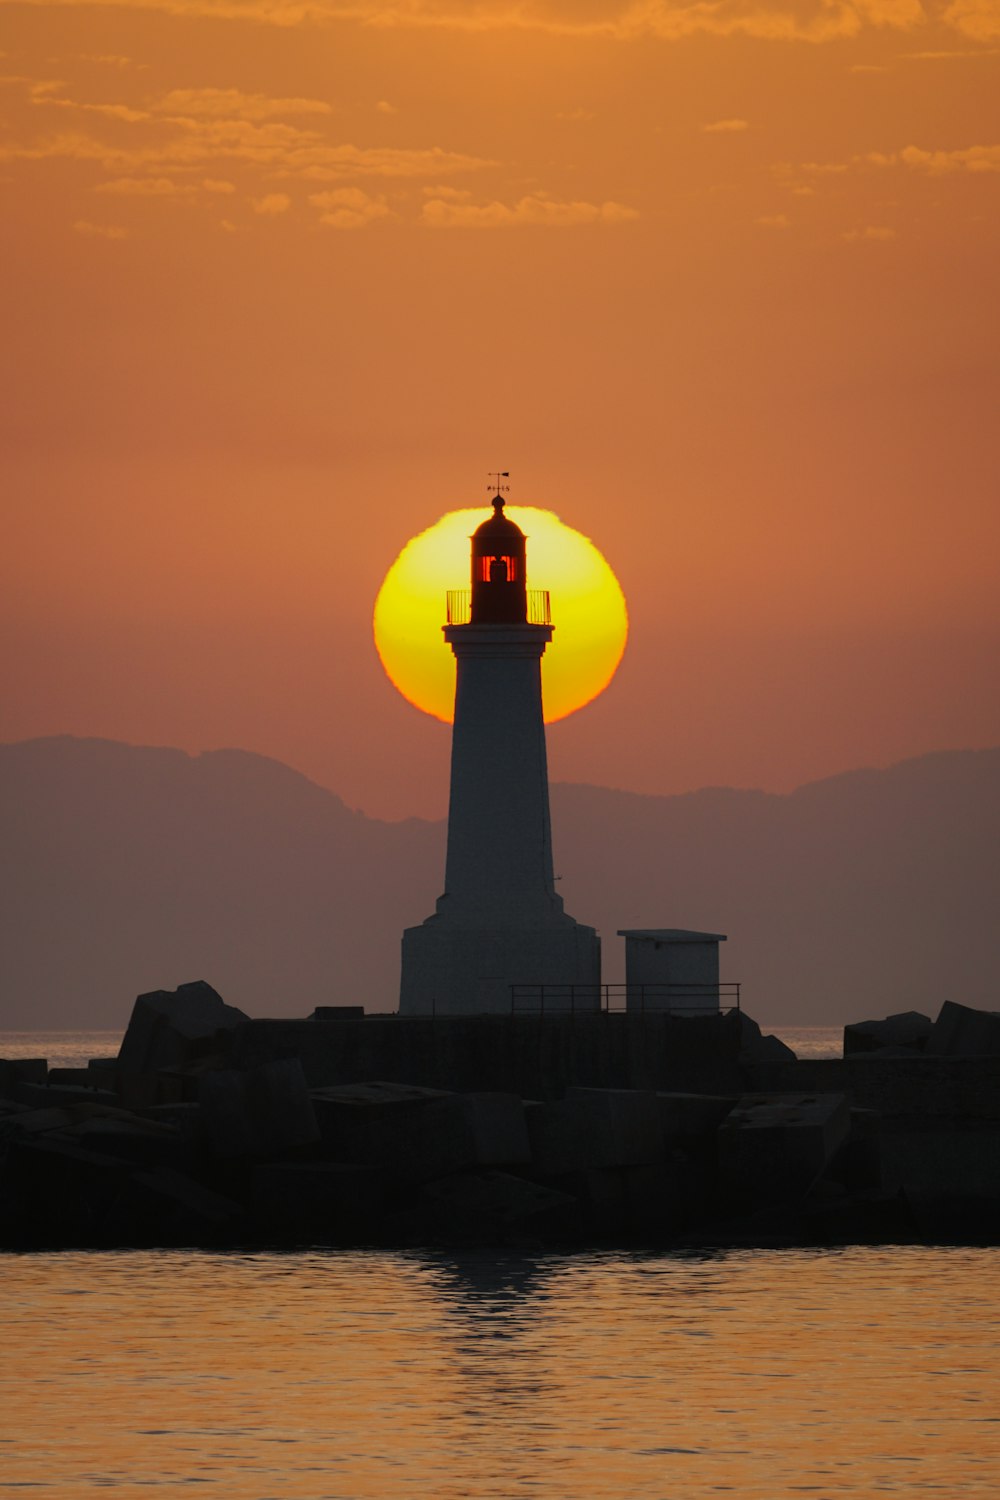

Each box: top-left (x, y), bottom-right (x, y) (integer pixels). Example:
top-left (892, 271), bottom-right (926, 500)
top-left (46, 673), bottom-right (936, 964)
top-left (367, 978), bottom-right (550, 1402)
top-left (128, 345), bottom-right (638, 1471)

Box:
top-left (470, 496), bottom-right (529, 624)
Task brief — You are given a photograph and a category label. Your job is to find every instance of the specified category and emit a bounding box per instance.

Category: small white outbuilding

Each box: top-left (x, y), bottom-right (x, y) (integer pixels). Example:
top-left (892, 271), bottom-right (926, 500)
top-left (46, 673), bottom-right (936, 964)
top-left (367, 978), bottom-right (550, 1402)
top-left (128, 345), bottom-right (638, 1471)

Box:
top-left (617, 928), bottom-right (727, 1013)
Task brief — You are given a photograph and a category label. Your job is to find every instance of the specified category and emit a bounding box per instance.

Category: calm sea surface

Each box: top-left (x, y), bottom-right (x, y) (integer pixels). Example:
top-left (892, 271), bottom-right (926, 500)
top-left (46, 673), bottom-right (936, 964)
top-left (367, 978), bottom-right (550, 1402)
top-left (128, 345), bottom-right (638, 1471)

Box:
top-left (1, 1247), bottom-right (997, 1499)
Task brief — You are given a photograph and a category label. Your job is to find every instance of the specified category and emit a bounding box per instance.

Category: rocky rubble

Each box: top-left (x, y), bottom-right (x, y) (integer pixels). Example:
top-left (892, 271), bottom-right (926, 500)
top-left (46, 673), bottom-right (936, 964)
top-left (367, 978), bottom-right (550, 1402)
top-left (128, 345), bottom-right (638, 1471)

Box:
top-left (1, 985), bottom-right (998, 1250)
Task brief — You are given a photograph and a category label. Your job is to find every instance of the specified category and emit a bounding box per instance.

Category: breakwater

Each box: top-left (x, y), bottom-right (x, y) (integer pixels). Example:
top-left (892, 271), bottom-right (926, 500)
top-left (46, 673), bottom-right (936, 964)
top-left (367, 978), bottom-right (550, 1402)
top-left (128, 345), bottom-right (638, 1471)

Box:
top-left (2, 985), bottom-right (998, 1250)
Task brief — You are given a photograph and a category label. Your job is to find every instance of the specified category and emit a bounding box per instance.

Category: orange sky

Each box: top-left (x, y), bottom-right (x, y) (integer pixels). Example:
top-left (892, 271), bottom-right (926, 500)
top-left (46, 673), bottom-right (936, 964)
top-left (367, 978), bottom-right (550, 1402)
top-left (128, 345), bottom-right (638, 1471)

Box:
top-left (2, 0), bottom-right (998, 818)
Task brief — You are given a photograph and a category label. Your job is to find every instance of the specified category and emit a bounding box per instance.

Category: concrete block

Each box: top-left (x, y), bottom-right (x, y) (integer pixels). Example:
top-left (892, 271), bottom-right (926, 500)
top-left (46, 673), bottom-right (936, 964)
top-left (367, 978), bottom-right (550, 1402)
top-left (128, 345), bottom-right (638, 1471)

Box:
top-left (455, 1093), bottom-right (531, 1166)
top-left (2, 1135), bottom-right (133, 1238)
top-left (718, 1093), bottom-right (850, 1207)
top-left (141, 1102), bottom-right (207, 1145)
top-left (199, 1058), bottom-right (319, 1158)
top-left (575, 1166), bottom-right (630, 1225)
top-left (125, 1167), bottom-right (243, 1236)
top-left (737, 1014), bottom-right (797, 1063)
top-left (825, 1108), bottom-right (883, 1193)
top-left (0, 1058), bottom-right (47, 1090)
top-left (567, 1087), bottom-right (662, 1167)
top-left (926, 1002), bottom-right (1000, 1058)
top-left (251, 1163), bottom-right (386, 1235)
top-left (844, 1011), bottom-right (932, 1056)
top-left (0, 1104), bottom-right (81, 1138)
top-left (310, 1081), bottom-right (454, 1167)
top-left (624, 1158), bottom-right (706, 1233)
top-left (881, 1124), bottom-right (1000, 1197)
top-left (0, 1099), bottom-right (181, 1164)
top-left (47, 1068), bottom-right (93, 1087)
top-left (524, 1100), bottom-right (591, 1175)
top-left (11, 1081), bottom-right (120, 1109)
top-left (309, 1087), bottom-right (526, 1180)
top-left (64, 1116), bottom-right (189, 1169)
top-left (118, 980), bottom-right (249, 1077)
top-left (901, 1186), bottom-right (1000, 1243)
top-left (419, 1170), bottom-right (577, 1239)
top-left (656, 1092), bottom-right (737, 1145)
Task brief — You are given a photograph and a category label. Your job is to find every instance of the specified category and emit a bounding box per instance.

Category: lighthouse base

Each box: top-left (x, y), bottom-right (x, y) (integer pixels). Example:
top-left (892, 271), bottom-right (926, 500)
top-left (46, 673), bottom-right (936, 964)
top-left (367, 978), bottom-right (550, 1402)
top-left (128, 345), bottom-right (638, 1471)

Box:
top-left (400, 916), bottom-right (601, 1017)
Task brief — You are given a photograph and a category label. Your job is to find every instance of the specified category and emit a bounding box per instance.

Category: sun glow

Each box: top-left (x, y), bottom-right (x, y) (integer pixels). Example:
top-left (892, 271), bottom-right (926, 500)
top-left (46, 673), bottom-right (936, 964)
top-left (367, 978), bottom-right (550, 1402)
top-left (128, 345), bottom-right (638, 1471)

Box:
top-left (373, 507), bottom-right (628, 724)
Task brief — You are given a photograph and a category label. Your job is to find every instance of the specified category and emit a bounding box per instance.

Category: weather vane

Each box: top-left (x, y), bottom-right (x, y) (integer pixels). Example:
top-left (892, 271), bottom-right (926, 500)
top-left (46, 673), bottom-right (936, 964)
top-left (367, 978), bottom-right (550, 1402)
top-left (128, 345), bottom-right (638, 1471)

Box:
top-left (487, 470), bottom-right (510, 497)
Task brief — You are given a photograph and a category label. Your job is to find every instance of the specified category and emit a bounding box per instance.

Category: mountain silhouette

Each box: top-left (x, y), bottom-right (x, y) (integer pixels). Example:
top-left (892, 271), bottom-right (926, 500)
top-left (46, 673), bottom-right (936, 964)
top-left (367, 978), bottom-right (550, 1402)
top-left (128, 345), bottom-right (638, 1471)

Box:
top-left (1, 736), bottom-right (997, 1029)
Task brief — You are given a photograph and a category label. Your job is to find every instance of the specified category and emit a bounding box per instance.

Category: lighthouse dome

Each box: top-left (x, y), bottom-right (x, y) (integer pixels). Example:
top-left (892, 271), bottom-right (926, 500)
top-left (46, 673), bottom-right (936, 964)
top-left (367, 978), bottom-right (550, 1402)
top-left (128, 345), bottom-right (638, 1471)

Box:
top-left (472, 495), bottom-right (525, 544)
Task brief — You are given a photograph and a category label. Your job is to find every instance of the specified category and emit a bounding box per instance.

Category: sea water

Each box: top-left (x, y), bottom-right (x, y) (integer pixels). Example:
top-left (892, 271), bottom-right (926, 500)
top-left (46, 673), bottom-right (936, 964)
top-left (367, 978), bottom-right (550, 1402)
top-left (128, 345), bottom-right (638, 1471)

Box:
top-left (1, 1247), bottom-right (997, 1498)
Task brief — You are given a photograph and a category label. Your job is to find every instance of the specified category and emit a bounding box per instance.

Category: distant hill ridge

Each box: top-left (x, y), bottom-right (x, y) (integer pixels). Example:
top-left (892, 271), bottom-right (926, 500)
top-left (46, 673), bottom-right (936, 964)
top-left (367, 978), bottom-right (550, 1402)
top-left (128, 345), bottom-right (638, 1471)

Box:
top-left (1, 736), bottom-right (997, 1029)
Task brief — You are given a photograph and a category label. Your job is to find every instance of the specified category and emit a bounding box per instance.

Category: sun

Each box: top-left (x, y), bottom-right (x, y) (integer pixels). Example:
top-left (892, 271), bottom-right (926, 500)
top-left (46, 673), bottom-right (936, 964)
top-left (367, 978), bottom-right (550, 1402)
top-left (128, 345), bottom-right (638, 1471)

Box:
top-left (373, 506), bottom-right (628, 723)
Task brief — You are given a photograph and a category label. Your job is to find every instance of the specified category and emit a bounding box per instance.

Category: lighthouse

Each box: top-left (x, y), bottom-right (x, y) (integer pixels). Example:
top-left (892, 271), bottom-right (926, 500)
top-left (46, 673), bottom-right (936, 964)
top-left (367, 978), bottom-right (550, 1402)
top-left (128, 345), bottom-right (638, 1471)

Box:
top-left (399, 485), bottom-right (601, 1015)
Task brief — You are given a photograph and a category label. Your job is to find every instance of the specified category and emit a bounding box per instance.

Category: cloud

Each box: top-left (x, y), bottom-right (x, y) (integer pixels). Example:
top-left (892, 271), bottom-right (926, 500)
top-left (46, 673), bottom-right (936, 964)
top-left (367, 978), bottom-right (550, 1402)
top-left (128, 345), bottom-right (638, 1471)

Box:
top-left (902, 45), bottom-right (1000, 55)
top-left (421, 193), bottom-right (639, 227)
top-left (73, 218), bottom-right (128, 238)
top-left (309, 185), bottom-right (391, 226)
top-left (154, 88), bottom-right (332, 121)
top-left (2, 0), bottom-right (931, 43)
top-left (96, 175), bottom-right (185, 194)
top-left (702, 118), bottom-right (749, 132)
top-left (9, 76), bottom-right (151, 120)
top-left (942, 0), bottom-right (1000, 39)
top-left (375, 100), bottom-right (397, 114)
top-left (0, 117), bottom-right (493, 185)
top-left (81, 54), bottom-right (136, 68)
top-left (842, 224), bottom-right (896, 238)
top-left (202, 177), bottom-right (236, 193)
top-left (757, 212), bottom-right (791, 227)
top-left (776, 145), bottom-right (1000, 184)
top-left (251, 191), bottom-right (291, 212)
top-left (899, 143), bottom-right (1000, 172)
top-left (287, 143), bottom-right (493, 181)
top-left (556, 107), bottom-right (596, 121)
top-left (421, 183), bottom-right (473, 199)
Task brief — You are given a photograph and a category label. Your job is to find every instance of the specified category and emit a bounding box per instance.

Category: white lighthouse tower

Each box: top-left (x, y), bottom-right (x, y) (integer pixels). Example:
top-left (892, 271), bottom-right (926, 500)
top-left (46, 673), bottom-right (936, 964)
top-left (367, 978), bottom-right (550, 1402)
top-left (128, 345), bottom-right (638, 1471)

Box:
top-left (400, 485), bottom-right (601, 1015)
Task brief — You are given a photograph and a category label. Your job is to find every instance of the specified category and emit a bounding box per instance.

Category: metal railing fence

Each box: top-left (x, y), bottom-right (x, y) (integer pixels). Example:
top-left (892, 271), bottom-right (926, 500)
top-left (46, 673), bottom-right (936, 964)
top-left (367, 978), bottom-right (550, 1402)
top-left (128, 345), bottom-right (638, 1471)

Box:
top-left (509, 982), bottom-right (741, 1016)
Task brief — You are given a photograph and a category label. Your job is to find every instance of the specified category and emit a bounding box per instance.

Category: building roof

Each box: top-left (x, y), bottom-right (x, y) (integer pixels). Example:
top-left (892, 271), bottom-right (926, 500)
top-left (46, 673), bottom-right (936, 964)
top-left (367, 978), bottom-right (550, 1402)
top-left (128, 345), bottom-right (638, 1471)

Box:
top-left (617, 928), bottom-right (728, 943)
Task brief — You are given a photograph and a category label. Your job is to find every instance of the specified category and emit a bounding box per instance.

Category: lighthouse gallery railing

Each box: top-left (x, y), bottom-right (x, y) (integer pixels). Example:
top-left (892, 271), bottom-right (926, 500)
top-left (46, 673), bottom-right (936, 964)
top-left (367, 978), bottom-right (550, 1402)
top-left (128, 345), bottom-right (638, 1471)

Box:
top-left (446, 590), bottom-right (551, 626)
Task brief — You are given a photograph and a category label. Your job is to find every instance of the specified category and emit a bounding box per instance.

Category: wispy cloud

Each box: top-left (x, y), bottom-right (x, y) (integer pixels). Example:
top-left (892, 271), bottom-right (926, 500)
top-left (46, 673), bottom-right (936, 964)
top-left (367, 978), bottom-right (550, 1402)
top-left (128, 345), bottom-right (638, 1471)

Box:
top-left (842, 224), bottom-right (896, 238)
top-left (155, 88), bottom-right (333, 121)
top-left (80, 54), bottom-right (137, 68)
top-left (73, 218), bottom-right (128, 238)
top-left (0, 114), bottom-right (493, 185)
top-left (901, 45), bottom-right (1000, 56)
top-left (899, 142), bottom-right (1000, 171)
top-left (421, 193), bottom-right (639, 227)
top-left (4, 0), bottom-right (931, 43)
top-left (703, 118), bottom-right (749, 132)
top-left (757, 212), bottom-right (791, 227)
top-left (96, 175), bottom-right (186, 194)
